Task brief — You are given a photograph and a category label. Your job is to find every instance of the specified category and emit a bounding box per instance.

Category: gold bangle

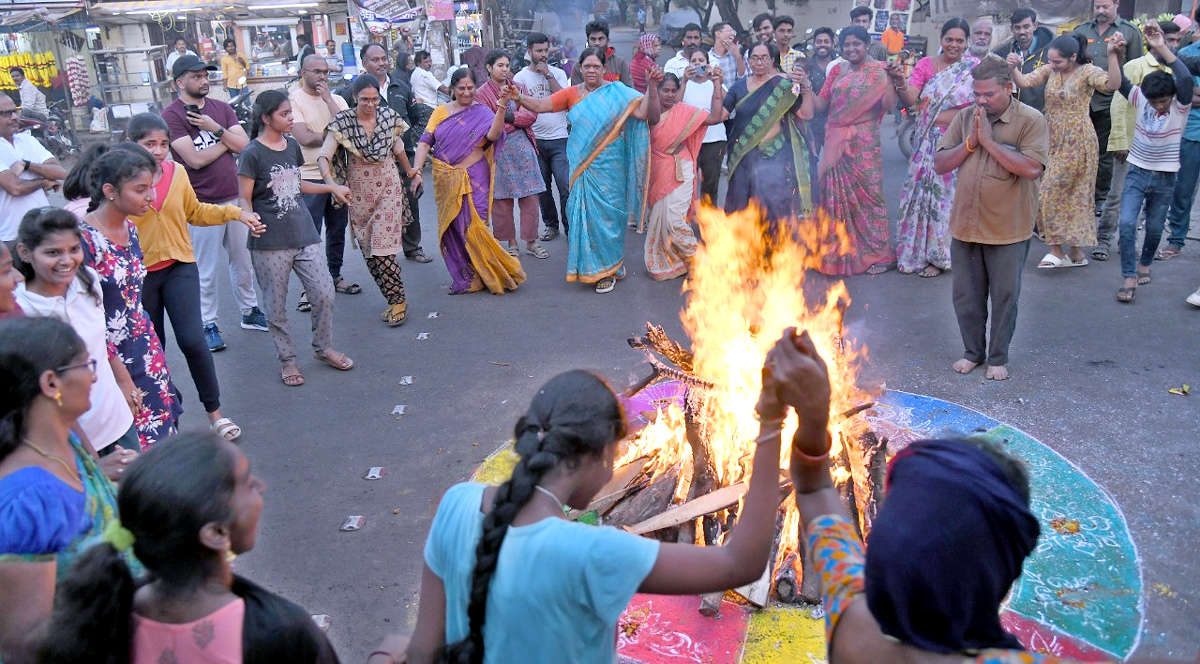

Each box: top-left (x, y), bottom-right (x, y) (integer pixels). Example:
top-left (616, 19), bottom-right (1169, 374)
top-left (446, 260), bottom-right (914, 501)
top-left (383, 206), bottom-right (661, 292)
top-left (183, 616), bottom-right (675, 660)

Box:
top-left (320, 171), bottom-right (333, 179)
top-left (965, 136), bottom-right (974, 153)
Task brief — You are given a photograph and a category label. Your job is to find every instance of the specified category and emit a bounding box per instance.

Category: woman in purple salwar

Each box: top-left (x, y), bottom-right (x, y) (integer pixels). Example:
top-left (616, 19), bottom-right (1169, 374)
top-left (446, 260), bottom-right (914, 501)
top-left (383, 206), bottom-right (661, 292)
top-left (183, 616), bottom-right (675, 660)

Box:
top-left (408, 70), bottom-right (525, 295)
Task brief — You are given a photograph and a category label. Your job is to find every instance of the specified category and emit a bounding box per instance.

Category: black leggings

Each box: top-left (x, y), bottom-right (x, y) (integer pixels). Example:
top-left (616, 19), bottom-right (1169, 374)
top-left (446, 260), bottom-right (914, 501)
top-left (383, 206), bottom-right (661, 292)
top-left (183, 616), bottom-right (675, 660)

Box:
top-left (365, 255), bottom-right (406, 305)
top-left (143, 261), bottom-right (221, 413)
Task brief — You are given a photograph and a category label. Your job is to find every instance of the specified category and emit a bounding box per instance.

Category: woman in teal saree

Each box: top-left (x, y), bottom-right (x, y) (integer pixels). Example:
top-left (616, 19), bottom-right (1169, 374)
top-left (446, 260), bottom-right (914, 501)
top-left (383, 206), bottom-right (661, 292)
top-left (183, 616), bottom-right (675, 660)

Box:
top-left (513, 47), bottom-right (661, 293)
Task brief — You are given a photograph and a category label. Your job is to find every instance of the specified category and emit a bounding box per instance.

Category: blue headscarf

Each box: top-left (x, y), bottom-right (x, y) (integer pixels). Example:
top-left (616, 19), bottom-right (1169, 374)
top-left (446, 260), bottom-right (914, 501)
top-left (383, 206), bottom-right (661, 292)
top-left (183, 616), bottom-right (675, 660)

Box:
top-left (864, 439), bottom-right (1041, 654)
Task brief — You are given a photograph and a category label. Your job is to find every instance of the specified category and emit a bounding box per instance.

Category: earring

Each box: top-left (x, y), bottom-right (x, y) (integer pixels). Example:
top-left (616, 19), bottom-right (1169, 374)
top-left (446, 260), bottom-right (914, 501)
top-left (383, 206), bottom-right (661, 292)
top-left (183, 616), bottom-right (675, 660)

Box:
top-left (54, 390), bottom-right (63, 407)
top-left (224, 545), bottom-right (237, 563)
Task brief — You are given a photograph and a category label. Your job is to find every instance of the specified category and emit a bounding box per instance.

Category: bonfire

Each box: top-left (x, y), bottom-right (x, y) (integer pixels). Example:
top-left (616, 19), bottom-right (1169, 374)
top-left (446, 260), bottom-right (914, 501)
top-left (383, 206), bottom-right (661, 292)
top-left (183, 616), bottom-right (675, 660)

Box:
top-left (593, 205), bottom-right (887, 611)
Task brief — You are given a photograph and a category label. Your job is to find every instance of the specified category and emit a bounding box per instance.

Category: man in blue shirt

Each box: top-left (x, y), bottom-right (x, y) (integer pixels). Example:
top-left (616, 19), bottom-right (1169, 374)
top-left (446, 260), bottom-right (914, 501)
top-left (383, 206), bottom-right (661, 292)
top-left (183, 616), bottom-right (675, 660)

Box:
top-left (1161, 42), bottom-right (1200, 260)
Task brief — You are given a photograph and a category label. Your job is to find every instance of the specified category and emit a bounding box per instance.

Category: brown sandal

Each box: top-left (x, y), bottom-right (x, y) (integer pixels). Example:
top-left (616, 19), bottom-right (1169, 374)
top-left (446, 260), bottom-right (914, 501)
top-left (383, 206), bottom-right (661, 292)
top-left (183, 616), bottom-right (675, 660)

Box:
top-left (314, 350), bottom-right (355, 371)
top-left (281, 365), bottom-right (305, 386)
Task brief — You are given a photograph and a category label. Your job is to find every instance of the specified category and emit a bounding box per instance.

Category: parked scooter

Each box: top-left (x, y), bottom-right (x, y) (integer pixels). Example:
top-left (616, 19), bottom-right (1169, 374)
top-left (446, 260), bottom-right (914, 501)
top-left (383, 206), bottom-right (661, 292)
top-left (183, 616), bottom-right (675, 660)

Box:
top-left (20, 99), bottom-right (78, 159)
top-left (228, 77), bottom-right (254, 135)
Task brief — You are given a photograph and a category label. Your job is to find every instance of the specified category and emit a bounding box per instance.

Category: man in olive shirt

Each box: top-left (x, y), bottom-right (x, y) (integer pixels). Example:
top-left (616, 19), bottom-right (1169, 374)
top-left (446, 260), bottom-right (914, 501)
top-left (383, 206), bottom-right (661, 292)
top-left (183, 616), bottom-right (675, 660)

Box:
top-left (1074, 0), bottom-right (1143, 211)
top-left (934, 56), bottom-right (1049, 382)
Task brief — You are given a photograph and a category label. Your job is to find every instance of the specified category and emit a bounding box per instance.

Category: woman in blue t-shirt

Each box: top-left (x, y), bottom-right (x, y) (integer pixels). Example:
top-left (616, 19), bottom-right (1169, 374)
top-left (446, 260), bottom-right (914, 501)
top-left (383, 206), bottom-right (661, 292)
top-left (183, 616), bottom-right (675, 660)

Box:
top-left (237, 90), bottom-right (355, 387)
top-left (400, 329), bottom-right (815, 664)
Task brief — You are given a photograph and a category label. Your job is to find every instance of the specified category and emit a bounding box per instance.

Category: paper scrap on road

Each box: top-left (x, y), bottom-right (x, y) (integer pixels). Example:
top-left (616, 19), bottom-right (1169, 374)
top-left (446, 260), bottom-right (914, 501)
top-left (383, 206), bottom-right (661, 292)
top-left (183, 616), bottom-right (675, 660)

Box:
top-left (417, 332), bottom-right (430, 340)
top-left (428, 312), bottom-right (439, 318)
top-left (364, 466), bottom-right (385, 480)
top-left (400, 375), bottom-right (414, 385)
top-left (392, 405), bottom-right (407, 417)
top-left (339, 516), bottom-right (365, 532)
top-left (490, 361), bottom-right (510, 366)
top-left (1167, 384), bottom-right (1190, 396)
top-left (311, 615), bottom-right (331, 632)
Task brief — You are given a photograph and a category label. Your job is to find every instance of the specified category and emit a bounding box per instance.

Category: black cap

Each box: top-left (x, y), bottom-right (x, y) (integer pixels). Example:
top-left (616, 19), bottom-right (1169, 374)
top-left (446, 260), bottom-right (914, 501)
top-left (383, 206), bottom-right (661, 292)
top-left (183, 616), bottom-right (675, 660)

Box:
top-left (172, 54), bottom-right (218, 80)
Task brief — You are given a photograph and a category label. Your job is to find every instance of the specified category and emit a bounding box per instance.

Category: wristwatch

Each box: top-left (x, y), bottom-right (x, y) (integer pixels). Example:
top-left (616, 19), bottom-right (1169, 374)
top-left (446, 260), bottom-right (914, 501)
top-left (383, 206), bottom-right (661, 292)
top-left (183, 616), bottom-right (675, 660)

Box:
top-left (213, 127), bottom-right (226, 139)
top-left (22, 159), bottom-right (31, 170)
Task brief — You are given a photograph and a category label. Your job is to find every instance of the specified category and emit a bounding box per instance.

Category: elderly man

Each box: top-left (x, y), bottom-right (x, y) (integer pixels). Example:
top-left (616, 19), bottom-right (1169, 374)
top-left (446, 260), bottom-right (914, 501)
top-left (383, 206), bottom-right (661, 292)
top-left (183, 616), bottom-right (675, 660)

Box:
top-left (664, 23), bottom-right (704, 78)
top-left (0, 95), bottom-right (65, 242)
top-left (934, 55), bottom-right (1049, 381)
top-left (969, 19), bottom-right (994, 58)
top-left (9, 68), bottom-right (47, 120)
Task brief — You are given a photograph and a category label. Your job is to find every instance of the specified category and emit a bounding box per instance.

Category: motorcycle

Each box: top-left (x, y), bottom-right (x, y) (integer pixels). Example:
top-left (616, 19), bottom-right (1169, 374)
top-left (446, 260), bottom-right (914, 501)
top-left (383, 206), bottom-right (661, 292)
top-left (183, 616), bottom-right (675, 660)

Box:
top-left (20, 100), bottom-right (78, 159)
top-left (229, 77), bottom-right (254, 135)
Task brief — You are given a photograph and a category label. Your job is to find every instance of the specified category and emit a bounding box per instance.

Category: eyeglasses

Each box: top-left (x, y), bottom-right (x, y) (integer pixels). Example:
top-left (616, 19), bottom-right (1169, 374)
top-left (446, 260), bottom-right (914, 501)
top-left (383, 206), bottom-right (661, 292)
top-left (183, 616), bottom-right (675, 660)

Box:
top-left (358, 97), bottom-right (381, 105)
top-left (749, 54), bottom-right (773, 62)
top-left (55, 358), bottom-right (98, 375)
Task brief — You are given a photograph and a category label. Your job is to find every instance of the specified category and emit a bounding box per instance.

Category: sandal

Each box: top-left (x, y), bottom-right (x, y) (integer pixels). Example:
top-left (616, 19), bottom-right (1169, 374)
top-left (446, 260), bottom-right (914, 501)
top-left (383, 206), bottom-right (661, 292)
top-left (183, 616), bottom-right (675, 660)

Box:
top-left (314, 349), bottom-right (355, 371)
top-left (1155, 246), bottom-right (1182, 260)
top-left (382, 303), bottom-right (407, 327)
top-left (595, 277), bottom-right (616, 294)
top-left (1092, 247), bottom-right (1109, 261)
top-left (866, 263), bottom-right (893, 275)
top-left (281, 366), bottom-right (305, 386)
top-left (211, 417), bottom-right (242, 441)
top-left (507, 245), bottom-right (520, 257)
top-left (1116, 286), bottom-right (1136, 302)
top-left (1136, 270), bottom-right (1151, 285)
top-left (296, 292), bottom-right (311, 312)
top-left (335, 278), bottom-right (362, 294)
top-left (527, 245), bottom-right (549, 259)
top-left (1037, 253), bottom-right (1067, 269)
top-left (917, 265), bottom-right (942, 278)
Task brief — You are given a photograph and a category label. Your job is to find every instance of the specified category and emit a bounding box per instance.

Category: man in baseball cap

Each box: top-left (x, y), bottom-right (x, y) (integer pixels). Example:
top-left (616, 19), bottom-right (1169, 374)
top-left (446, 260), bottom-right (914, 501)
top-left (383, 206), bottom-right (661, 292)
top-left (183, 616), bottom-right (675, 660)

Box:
top-left (163, 52), bottom-right (268, 350)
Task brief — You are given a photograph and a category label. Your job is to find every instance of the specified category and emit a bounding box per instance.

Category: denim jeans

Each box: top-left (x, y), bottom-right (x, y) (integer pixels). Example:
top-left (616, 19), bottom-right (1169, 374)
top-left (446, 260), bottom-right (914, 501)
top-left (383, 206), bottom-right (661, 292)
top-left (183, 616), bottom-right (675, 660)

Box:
top-left (1119, 164), bottom-right (1176, 278)
top-left (1165, 137), bottom-right (1200, 249)
top-left (536, 138), bottom-right (569, 232)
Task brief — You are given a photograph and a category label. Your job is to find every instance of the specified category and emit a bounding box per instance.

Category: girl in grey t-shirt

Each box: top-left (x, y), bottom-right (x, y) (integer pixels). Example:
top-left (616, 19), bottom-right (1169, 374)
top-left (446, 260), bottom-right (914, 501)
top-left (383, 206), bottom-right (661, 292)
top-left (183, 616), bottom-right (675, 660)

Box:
top-left (237, 90), bottom-right (355, 386)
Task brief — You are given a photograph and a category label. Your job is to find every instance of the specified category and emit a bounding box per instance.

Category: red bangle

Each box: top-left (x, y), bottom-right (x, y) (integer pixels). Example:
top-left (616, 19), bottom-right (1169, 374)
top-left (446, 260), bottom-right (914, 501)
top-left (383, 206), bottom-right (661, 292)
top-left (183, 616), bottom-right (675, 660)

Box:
top-left (793, 429), bottom-right (832, 465)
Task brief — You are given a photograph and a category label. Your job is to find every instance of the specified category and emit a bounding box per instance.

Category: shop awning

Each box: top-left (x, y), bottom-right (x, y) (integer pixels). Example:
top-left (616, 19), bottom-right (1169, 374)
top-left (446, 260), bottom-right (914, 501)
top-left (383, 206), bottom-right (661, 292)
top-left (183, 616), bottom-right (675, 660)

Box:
top-left (90, 0), bottom-right (240, 14)
top-left (0, 7), bottom-right (88, 31)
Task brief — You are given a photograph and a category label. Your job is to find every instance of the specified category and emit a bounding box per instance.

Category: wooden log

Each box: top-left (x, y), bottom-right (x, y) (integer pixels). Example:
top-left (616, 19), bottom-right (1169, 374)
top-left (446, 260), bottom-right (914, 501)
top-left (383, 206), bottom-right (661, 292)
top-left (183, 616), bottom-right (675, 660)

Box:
top-left (569, 457), bottom-right (650, 520)
top-left (835, 431), bottom-right (863, 541)
top-left (605, 464), bottom-right (681, 528)
top-left (857, 431), bottom-right (888, 538)
top-left (797, 529), bottom-right (821, 603)
top-left (684, 396), bottom-right (723, 545)
top-left (628, 322), bottom-right (695, 372)
top-left (698, 591), bottom-right (724, 617)
top-left (733, 560), bottom-right (772, 608)
top-left (773, 552), bottom-right (801, 603)
top-left (628, 482), bottom-right (747, 535)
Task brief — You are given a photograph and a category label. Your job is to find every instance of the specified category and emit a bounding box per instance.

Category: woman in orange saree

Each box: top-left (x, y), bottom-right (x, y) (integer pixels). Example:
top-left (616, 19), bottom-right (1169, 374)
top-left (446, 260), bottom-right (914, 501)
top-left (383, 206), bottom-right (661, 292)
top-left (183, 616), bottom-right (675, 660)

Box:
top-left (812, 26), bottom-right (896, 276)
top-left (644, 72), bottom-right (724, 281)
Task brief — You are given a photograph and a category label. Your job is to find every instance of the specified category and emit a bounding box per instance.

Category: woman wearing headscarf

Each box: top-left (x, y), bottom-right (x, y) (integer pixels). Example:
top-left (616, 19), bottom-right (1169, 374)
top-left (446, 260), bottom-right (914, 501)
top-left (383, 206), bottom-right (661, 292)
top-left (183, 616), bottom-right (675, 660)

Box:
top-left (631, 32), bottom-right (662, 93)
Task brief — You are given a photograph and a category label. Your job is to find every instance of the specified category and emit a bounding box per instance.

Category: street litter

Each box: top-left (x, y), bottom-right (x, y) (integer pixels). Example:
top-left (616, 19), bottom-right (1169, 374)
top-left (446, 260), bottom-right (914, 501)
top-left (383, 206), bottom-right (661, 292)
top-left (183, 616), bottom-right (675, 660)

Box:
top-left (392, 405), bottom-right (407, 417)
top-left (490, 361), bottom-right (510, 366)
top-left (417, 333), bottom-right (430, 340)
top-left (400, 375), bottom-right (414, 385)
top-left (339, 516), bottom-right (365, 532)
top-left (1168, 384), bottom-right (1190, 396)
top-left (427, 312), bottom-right (439, 318)
top-left (311, 615), bottom-right (332, 632)
top-left (364, 467), bottom-right (385, 480)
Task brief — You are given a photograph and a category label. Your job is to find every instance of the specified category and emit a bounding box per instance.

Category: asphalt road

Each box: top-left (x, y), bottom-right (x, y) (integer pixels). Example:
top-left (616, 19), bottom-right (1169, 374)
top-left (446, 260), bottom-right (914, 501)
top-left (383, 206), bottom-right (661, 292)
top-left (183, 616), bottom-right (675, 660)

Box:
top-left (149, 25), bottom-right (1199, 662)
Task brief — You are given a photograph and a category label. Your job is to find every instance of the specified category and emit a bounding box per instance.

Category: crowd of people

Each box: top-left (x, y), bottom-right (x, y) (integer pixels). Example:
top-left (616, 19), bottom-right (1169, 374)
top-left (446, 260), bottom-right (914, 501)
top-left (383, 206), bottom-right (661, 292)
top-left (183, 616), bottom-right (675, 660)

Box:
top-left (0, 6), bottom-right (1196, 663)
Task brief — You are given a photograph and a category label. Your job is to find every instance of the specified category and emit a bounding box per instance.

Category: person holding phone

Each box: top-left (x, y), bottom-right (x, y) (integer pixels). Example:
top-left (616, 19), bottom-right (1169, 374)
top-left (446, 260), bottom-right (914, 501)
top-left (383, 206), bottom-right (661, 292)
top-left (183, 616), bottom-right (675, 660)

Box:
top-left (678, 46), bottom-right (727, 204)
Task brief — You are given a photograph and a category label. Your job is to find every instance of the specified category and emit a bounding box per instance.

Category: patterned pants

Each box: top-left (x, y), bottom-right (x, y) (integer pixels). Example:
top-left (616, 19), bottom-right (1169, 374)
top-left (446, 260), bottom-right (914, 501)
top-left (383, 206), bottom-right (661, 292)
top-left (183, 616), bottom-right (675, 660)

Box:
top-left (251, 243), bottom-right (335, 364)
top-left (365, 255), bottom-right (405, 305)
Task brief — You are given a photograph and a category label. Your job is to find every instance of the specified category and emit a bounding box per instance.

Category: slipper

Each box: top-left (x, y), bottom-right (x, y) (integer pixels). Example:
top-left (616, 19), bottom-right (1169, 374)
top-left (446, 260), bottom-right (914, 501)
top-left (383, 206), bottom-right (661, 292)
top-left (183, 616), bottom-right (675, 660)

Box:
top-left (281, 368), bottom-right (305, 386)
top-left (296, 292), bottom-right (311, 312)
top-left (211, 417), bottom-right (242, 441)
top-left (1037, 253), bottom-right (1067, 269)
top-left (1155, 247), bottom-right (1182, 260)
top-left (314, 350), bottom-right (355, 371)
top-left (866, 263), bottom-right (894, 275)
top-left (1116, 286), bottom-right (1136, 302)
top-left (917, 266), bottom-right (942, 278)
top-left (1092, 247), bottom-right (1109, 261)
top-left (527, 245), bottom-right (549, 259)
top-left (334, 279), bottom-right (362, 294)
top-left (595, 277), bottom-right (616, 294)
top-left (1136, 271), bottom-right (1151, 285)
top-left (383, 303), bottom-right (407, 327)
top-left (507, 245), bottom-right (520, 257)
top-left (1062, 257), bottom-right (1089, 268)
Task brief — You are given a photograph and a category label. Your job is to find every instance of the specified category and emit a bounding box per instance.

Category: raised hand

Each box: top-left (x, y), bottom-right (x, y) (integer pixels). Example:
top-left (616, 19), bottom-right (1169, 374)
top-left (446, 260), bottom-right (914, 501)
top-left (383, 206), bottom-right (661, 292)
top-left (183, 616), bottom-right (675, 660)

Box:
top-left (764, 327), bottom-right (832, 431)
top-left (647, 65), bottom-right (664, 83)
top-left (710, 64), bottom-right (724, 84)
top-left (885, 58), bottom-right (906, 82)
top-left (1144, 19), bottom-right (1165, 51)
top-left (1107, 31), bottom-right (1127, 56)
top-left (1006, 52), bottom-right (1022, 69)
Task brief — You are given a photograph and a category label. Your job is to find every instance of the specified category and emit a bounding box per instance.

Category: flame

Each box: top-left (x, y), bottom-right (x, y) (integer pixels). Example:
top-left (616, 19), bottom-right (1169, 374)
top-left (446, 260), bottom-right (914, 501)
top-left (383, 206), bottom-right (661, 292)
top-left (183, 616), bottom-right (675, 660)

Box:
top-left (618, 203), bottom-right (871, 583)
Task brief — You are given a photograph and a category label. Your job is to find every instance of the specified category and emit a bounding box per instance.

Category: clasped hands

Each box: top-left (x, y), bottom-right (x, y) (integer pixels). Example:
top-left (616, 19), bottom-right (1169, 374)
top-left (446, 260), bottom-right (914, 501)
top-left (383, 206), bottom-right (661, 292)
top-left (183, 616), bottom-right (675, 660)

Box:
top-left (755, 327), bottom-right (832, 458)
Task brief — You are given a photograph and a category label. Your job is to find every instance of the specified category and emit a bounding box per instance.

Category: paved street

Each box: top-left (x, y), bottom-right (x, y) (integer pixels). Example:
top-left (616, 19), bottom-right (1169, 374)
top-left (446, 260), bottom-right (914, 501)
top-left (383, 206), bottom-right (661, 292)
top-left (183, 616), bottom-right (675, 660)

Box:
top-left (152, 25), bottom-right (1197, 662)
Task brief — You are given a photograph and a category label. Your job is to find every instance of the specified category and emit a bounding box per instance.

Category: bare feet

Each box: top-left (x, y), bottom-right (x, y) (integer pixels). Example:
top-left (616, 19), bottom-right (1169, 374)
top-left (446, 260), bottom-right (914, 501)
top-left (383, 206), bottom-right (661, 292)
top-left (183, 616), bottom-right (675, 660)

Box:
top-left (985, 365), bottom-right (1009, 381)
top-left (952, 358), bottom-right (979, 374)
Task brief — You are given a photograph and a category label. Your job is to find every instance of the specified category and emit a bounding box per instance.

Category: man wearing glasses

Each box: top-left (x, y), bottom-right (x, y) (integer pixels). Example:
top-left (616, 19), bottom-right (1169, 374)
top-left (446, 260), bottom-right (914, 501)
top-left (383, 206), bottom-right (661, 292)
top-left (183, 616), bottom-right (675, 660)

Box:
top-left (0, 95), bottom-right (65, 243)
top-left (289, 54), bottom-right (359, 301)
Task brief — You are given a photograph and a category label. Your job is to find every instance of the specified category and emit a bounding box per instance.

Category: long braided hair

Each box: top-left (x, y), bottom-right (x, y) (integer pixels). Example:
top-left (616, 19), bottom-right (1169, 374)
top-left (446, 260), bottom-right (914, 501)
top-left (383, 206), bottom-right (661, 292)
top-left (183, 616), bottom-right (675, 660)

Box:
top-left (443, 370), bottom-right (627, 664)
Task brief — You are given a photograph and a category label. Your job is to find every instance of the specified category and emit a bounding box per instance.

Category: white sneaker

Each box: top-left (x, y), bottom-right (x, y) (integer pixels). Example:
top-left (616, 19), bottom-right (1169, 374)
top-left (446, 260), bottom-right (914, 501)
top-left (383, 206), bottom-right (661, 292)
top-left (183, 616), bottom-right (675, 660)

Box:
top-left (1187, 288), bottom-right (1200, 307)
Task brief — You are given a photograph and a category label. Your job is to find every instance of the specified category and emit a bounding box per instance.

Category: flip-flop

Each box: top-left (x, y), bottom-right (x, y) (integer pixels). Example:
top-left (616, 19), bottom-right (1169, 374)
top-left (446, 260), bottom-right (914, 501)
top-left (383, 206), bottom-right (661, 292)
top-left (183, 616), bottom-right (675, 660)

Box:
top-left (595, 277), bottom-right (616, 294)
top-left (1092, 247), bottom-right (1109, 261)
top-left (527, 245), bottom-right (549, 259)
top-left (334, 279), bottom-right (362, 294)
top-left (1037, 253), bottom-right (1067, 269)
top-left (1116, 286), bottom-right (1136, 302)
top-left (314, 350), bottom-right (355, 371)
top-left (1136, 271), bottom-right (1151, 285)
top-left (211, 417), bottom-right (242, 441)
top-left (1155, 247), bottom-right (1182, 260)
top-left (1062, 257), bottom-right (1089, 268)
top-left (296, 292), bottom-right (311, 312)
top-left (917, 266), bottom-right (942, 278)
top-left (281, 367), bottom-right (305, 386)
top-left (507, 245), bottom-right (520, 257)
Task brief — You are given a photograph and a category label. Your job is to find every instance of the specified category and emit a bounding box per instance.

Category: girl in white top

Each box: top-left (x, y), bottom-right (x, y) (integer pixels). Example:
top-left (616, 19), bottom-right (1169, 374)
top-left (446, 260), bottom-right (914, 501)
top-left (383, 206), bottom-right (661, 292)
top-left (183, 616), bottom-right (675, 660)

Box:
top-left (14, 207), bottom-right (139, 459)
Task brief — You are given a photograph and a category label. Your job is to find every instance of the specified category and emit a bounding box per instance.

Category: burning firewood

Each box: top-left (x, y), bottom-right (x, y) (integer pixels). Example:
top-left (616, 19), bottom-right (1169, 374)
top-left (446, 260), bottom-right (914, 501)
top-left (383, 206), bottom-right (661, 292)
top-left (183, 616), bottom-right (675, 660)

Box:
top-left (605, 464), bottom-right (682, 532)
top-left (629, 323), bottom-right (695, 373)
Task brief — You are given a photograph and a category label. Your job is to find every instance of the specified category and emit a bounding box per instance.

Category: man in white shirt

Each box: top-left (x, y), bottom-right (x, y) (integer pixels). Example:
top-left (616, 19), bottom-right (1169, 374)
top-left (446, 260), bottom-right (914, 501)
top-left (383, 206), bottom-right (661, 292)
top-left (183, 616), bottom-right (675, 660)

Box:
top-left (412, 50), bottom-right (449, 108)
top-left (679, 46), bottom-right (727, 205)
top-left (165, 37), bottom-right (198, 73)
top-left (10, 67), bottom-right (47, 120)
top-left (664, 23), bottom-right (704, 78)
top-left (514, 32), bottom-right (571, 242)
top-left (0, 95), bottom-right (65, 241)
top-left (708, 22), bottom-right (745, 81)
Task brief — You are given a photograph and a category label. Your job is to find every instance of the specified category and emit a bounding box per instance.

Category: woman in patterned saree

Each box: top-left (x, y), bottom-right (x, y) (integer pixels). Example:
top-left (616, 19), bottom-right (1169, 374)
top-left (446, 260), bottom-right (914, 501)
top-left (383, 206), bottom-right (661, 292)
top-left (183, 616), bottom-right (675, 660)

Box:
top-left (409, 69), bottom-right (526, 295)
top-left (811, 26), bottom-right (896, 276)
top-left (888, 18), bottom-right (978, 277)
top-left (721, 42), bottom-right (816, 229)
top-left (319, 74), bottom-right (422, 327)
top-left (512, 47), bottom-right (661, 294)
top-left (643, 71), bottom-right (724, 281)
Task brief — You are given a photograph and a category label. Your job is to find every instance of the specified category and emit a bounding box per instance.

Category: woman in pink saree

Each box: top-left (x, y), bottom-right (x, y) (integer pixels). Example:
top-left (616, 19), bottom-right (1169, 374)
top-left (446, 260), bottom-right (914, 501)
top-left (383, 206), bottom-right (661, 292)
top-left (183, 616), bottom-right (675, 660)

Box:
top-left (644, 71), bottom-right (725, 281)
top-left (409, 70), bottom-right (526, 295)
top-left (811, 26), bottom-right (896, 276)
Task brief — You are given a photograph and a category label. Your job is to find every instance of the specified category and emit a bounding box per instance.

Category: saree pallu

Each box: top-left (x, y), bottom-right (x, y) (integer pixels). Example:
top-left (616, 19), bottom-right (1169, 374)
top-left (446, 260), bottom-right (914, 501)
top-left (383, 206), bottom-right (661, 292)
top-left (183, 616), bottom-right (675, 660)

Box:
top-left (724, 76), bottom-right (813, 227)
top-left (422, 104), bottom-right (526, 294)
top-left (645, 103), bottom-right (708, 280)
top-left (565, 82), bottom-right (650, 284)
top-left (894, 56), bottom-right (978, 273)
top-left (817, 61), bottom-right (895, 276)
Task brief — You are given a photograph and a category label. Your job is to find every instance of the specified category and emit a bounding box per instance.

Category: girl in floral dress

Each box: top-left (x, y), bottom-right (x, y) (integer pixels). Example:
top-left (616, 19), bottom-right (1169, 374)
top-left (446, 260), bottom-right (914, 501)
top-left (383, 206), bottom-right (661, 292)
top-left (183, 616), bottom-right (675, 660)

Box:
top-left (79, 146), bottom-right (182, 449)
